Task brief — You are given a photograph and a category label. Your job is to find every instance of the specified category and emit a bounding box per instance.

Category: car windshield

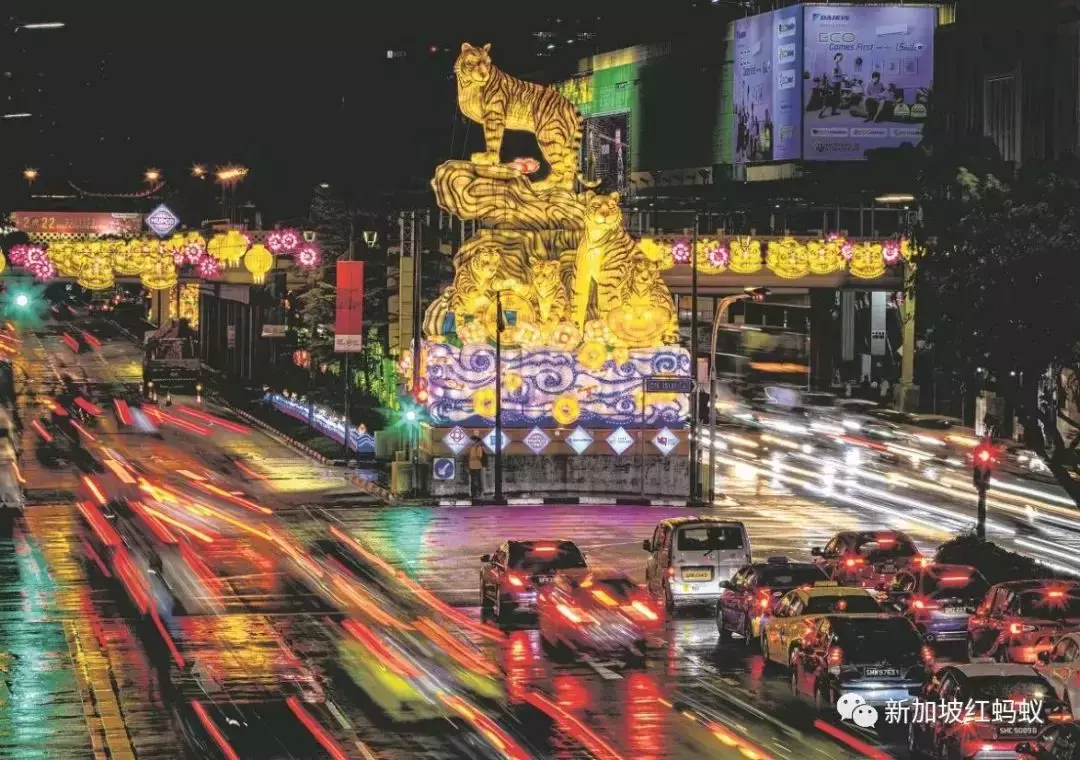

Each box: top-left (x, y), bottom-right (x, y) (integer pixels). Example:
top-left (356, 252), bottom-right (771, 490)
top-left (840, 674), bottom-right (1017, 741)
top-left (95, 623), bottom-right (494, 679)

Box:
top-left (1018, 592), bottom-right (1080, 619)
top-left (508, 542), bottom-right (586, 573)
top-left (833, 617), bottom-right (922, 663)
top-left (805, 595), bottom-right (881, 614)
top-left (855, 535), bottom-right (918, 559)
top-left (970, 677), bottom-right (1053, 704)
top-left (758, 566), bottom-right (827, 588)
top-left (924, 572), bottom-right (989, 599)
top-left (676, 526), bottom-right (745, 551)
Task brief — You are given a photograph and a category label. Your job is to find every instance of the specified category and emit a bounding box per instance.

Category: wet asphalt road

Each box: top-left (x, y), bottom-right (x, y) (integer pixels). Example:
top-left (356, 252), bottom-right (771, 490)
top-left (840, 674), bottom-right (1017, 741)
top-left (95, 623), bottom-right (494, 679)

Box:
top-left (3, 317), bottom-right (1078, 759)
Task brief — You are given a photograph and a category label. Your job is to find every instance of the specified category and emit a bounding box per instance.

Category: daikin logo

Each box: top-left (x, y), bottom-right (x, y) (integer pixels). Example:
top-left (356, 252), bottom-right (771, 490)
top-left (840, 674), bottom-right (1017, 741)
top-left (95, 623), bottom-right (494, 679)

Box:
top-left (812, 12), bottom-right (850, 23)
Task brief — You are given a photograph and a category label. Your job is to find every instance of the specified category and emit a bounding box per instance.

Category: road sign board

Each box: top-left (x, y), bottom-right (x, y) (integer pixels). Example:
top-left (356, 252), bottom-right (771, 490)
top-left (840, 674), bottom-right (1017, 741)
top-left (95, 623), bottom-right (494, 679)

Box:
top-left (644, 377), bottom-right (693, 394)
top-left (566, 426), bottom-right (593, 455)
top-left (261, 324), bottom-right (287, 338)
top-left (607, 427), bottom-right (634, 455)
top-left (433, 458), bottom-right (456, 481)
top-left (443, 425), bottom-right (470, 454)
top-left (523, 426), bottom-right (551, 454)
top-left (652, 427), bottom-right (679, 456)
top-left (483, 429), bottom-right (510, 454)
top-left (146, 204), bottom-right (180, 237)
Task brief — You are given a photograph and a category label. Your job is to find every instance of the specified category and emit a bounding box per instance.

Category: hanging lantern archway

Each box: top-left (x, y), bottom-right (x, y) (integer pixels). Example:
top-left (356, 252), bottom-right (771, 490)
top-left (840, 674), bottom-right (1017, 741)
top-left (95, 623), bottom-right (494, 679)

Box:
top-left (77, 255), bottom-right (115, 291)
top-left (112, 239), bottom-right (145, 275)
top-left (209, 230), bottom-right (248, 268)
top-left (244, 244), bottom-right (273, 284)
top-left (141, 253), bottom-right (178, 291)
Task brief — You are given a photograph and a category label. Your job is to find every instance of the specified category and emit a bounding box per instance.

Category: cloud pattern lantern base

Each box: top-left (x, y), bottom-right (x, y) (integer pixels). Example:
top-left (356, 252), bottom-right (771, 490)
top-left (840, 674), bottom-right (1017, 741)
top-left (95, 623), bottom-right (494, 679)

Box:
top-left (419, 42), bottom-right (690, 429)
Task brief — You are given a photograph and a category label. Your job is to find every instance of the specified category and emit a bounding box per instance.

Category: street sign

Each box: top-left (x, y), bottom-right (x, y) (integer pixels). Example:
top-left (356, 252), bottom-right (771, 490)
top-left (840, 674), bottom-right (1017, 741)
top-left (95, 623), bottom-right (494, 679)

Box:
top-left (523, 426), bottom-right (551, 454)
top-left (226, 325), bottom-right (236, 349)
top-left (145, 204), bottom-right (180, 237)
top-left (433, 458), bottom-right (456, 481)
top-left (652, 427), bottom-right (679, 456)
top-left (443, 425), bottom-right (470, 455)
top-left (644, 377), bottom-right (693, 394)
top-left (607, 427), bottom-right (634, 455)
top-left (482, 429), bottom-right (510, 454)
top-left (261, 324), bottom-right (287, 338)
top-left (504, 310), bottom-right (518, 328)
top-left (566, 426), bottom-right (593, 455)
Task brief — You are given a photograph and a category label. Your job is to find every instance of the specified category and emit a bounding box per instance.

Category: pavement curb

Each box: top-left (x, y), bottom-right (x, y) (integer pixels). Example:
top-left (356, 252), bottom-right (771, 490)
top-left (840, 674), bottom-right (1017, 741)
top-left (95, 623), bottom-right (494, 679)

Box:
top-left (432, 495), bottom-right (719, 508)
top-left (220, 402), bottom-right (396, 503)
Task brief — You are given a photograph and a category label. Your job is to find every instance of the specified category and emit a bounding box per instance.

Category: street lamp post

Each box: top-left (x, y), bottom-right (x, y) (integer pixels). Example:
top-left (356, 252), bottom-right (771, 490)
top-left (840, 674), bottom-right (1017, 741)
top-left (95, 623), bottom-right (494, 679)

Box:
top-left (493, 291), bottom-right (506, 503)
top-left (688, 215), bottom-right (701, 507)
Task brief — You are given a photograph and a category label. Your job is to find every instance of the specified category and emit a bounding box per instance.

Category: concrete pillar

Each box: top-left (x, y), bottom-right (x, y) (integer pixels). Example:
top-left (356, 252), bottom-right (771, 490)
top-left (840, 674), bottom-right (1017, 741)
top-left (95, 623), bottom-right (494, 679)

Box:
top-left (149, 288), bottom-right (170, 326)
top-left (895, 265), bottom-right (920, 411)
top-left (810, 289), bottom-right (836, 389)
top-left (840, 291), bottom-right (855, 363)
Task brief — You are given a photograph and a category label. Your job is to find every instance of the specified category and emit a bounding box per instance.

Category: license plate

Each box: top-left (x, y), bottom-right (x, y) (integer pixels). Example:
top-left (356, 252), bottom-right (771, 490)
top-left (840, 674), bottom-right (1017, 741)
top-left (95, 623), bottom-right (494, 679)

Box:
top-left (996, 725), bottom-right (1040, 738)
top-left (683, 571), bottom-right (712, 581)
top-left (536, 577), bottom-right (552, 585)
top-left (941, 607), bottom-right (970, 616)
top-left (862, 667), bottom-right (900, 677)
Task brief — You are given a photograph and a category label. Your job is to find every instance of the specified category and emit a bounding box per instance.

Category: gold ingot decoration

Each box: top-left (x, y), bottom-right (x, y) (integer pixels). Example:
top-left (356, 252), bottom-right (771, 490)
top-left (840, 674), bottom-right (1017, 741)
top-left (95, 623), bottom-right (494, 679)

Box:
top-left (807, 240), bottom-right (845, 275)
top-left (209, 230), bottom-right (248, 268)
top-left (577, 341), bottom-right (607, 371)
top-left (77, 255), bottom-right (115, 291)
top-left (112, 239), bottom-right (146, 276)
top-left (728, 238), bottom-right (763, 274)
top-left (47, 241), bottom-right (73, 275)
top-left (766, 237), bottom-right (811, 279)
top-left (244, 244), bottom-right (273, 284)
top-left (58, 242), bottom-right (92, 278)
top-left (141, 253), bottom-right (178, 291)
top-left (849, 243), bottom-right (887, 279)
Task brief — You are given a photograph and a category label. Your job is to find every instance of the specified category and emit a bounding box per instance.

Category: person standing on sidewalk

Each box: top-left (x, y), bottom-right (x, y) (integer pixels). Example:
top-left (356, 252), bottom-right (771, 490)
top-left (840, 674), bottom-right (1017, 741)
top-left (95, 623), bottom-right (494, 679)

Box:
top-left (468, 436), bottom-right (485, 499)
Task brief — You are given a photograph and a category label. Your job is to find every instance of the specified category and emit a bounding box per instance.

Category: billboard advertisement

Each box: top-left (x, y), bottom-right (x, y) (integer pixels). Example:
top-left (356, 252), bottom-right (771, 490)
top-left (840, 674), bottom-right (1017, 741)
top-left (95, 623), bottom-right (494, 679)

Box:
top-left (802, 5), bottom-right (934, 160)
top-left (12, 211), bottom-right (143, 236)
top-left (734, 8), bottom-right (803, 164)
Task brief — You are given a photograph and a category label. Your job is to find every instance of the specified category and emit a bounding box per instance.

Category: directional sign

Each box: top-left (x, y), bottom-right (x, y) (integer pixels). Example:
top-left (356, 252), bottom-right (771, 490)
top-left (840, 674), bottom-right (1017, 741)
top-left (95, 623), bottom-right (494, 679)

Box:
top-left (443, 425), bottom-right (470, 455)
top-left (145, 204), bottom-right (180, 237)
top-left (607, 427), bottom-right (634, 455)
top-left (652, 427), bottom-right (679, 456)
top-left (566, 426), bottom-right (593, 455)
top-left (433, 458), bottom-right (456, 481)
top-left (644, 377), bottom-right (693, 394)
top-left (523, 426), bottom-right (551, 454)
top-left (483, 429), bottom-right (510, 454)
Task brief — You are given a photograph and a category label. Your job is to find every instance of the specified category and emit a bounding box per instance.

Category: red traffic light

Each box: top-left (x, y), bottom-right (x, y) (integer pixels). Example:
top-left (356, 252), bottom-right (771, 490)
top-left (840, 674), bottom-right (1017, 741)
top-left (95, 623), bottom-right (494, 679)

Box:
top-left (972, 441), bottom-right (998, 470)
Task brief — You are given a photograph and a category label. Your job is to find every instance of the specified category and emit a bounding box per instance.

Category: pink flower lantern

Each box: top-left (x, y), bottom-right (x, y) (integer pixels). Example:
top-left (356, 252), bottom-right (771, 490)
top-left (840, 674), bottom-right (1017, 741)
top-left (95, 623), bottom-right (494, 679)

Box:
top-left (671, 239), bottom-right (692, 265)
top-left (295, 242), bottom-right (322, 271)
top-left (8, 244), bottom-right (30, 266)
top-left (840, 242), bottom-right (854, 261)
top-left (195, 253), bottom-right (222, 279)
top-left (882, 240), bottom-right (902, 265)
top-left (26, 246), bottom-right (56, 281)
top-left (267, 229), bottom-right (302, 255)
top-left (705, 243), bottom-right (730, 268)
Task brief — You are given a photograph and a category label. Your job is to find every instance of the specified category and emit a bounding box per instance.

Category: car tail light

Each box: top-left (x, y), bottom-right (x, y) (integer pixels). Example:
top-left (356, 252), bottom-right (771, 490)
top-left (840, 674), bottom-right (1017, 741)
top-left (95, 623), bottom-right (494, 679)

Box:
top-left (1049, 710), bottom-right (1073, 723)
top-left (507, 573), bottom-right (526, 588)
top-left (667, 567), bottom-right (675, 578)
top-left (1009, 622), bottom-right (1037, 635)
top-left (911, 598), bottom-right (940, 612)
top-left (557, 604), bottom-right (589, 625)
top-left (975, 602), bottom-right (989, 616)
top-left (757, 588), bottom-right (772, 611)
top-left (921, 645), bottom-right (935, 667)
top-left (1047, 590), bottom-right (1065, 599)
top-left (590, 589), bottom-right (620, 608)
top-left (827, 646), bottom-right (844, 666)
top-left (914, 556), bottom-right (931, 567)
top-left (625, 600), bottom-right (659, 622)
top-left (844, 557), bottom-right (865, 568)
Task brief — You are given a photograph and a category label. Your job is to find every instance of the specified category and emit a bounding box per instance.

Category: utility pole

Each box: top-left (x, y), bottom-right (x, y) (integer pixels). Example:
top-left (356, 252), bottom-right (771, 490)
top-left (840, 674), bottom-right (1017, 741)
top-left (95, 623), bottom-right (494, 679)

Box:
top-left (688, 215), bottom-right (701, 507)
top-left (342, 218), bottom-right (355, 459)
top-left (494, 291), bottom-right (505, 503)
top-left (972, 439), bottom-right (996, 540)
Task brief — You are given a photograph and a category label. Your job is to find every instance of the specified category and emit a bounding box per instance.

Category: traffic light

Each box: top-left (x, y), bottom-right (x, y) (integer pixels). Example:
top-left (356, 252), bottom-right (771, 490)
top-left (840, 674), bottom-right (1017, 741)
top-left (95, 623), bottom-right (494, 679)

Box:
top-left (744, 287), bottom-right (770, 303)
top-left (972, 439), bottom-right (997, 491)
top-left (413, 377), bottom-right (429, 405)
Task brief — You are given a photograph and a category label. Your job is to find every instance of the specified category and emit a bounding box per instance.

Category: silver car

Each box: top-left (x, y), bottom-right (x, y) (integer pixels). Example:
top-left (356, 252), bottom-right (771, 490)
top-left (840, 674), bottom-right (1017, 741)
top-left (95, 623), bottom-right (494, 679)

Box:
top-left (644, 517), bottom-right (751, 613)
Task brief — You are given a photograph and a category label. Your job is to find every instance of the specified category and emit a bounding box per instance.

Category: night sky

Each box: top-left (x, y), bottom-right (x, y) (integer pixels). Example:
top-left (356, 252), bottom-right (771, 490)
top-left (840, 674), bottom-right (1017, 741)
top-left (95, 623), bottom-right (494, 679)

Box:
top-left (2, 2), bottom-right (728, 221)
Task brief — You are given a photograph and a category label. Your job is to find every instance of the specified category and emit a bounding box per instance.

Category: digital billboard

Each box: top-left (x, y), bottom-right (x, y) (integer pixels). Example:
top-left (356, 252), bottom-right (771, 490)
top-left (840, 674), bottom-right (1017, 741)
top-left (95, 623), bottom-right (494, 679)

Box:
top-left (802, 5), bottom-right (934, 161)
top-left (733, 9), bottom-right (803, 164)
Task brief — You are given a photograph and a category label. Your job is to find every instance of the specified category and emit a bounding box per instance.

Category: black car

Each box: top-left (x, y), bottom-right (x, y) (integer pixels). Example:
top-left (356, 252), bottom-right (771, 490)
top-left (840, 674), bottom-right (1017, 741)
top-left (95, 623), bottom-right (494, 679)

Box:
top-left (1018, 722), bottom-right (1080, 760)
top-left (716, 557), bottom-right (828, 647)
top-left (480, 539), bottom-right (588, 622)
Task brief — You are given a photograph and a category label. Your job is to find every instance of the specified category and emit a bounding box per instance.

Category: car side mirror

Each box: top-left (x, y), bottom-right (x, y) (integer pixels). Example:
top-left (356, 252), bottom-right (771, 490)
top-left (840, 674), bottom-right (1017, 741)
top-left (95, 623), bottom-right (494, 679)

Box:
top-left (1038, 651), bottom-right (1051, 665)
top-left (718, 581), bottom-right (733, 591)
top-left (480, 554), bottom-right (491, 563)
top-left (642, 539), bottom-right (652, 552)
top-left (811, 547), bottom-right (822, 557)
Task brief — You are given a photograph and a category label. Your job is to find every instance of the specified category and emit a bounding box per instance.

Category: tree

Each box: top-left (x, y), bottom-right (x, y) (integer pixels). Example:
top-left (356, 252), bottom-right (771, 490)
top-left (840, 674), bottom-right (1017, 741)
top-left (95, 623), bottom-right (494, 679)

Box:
top-left (916, 153), bottom-right (1080, 504)
top-left (308, 184), bottom-right (350, 263)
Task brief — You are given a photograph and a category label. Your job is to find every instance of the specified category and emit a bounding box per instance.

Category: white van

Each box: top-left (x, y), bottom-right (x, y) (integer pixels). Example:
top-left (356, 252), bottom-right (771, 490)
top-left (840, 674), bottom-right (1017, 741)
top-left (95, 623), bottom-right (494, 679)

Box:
top-left (644, 517), bottom-right (751, 613)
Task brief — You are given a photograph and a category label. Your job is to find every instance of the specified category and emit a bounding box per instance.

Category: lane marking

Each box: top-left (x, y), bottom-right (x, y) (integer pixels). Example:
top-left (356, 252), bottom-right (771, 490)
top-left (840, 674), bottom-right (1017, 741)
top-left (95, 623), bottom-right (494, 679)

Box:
top-left (581, 654), bottom-right (623, 680)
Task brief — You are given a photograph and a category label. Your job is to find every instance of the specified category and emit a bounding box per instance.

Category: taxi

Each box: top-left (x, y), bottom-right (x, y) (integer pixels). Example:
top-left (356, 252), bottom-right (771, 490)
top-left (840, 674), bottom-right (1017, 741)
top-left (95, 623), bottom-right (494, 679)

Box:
top-left (761, 582), bottom-right (884, 667)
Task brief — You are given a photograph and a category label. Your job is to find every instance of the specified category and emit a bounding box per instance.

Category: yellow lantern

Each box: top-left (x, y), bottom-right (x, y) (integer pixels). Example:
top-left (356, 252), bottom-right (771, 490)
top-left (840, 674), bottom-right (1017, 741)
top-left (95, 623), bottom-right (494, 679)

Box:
top-left (209, 230), bottom-right (248, 267)
top-left (47, 241), bottom-right (71, 275)
top-left (849, 243), bottom-right (887, 279)
top-left (141, 253), bottom-right (178, 291)
top-left (77, 255), bottom-right (115, 291)
top-left (244, 244), bottom-right (273, 284)
top-left (0, 252), bottom-right (5, 276)
top-left (112, 239), bottom-right (144, 275)
top-left (728, 238), bottom-right (763, 274)
top-left (766, 238), bottom-right (810, 279)
top-left (56, 242), bottom-right (91, 278)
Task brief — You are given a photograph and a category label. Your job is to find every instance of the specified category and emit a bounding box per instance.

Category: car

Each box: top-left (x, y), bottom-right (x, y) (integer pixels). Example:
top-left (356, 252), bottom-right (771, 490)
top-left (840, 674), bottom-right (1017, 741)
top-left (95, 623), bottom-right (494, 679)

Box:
top-left (762, 583), bottom-right (884, 666)
top-left (1017, 722), bottom-right (1080, 760)
top-left (1036, 632), bottom-right (1080, 710)
top-left (791, 613), bottom-right (933, 710)
top-left (811, 530), bottom-right (924, 587)
top-left (643, 517), bottom-right (751, 613)
top-left (879, 563), bottom-right (989, 645)
top-left (716, 557), bottom-right (829, 647)
top-left (909, 664), bottom-right (1072, 760)
top-left (537, 569), bottom-right (660, 661)
top-left (968, 581), bottom-right (1080, 663)
top-left (480, 539), bottom-right (587, 622)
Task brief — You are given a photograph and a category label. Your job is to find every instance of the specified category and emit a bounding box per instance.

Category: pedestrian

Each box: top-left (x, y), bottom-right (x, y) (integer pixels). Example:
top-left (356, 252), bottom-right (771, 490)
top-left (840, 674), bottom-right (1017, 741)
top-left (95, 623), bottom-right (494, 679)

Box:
top-left (879, 377), bottom-right (891, 404)
top-left (468, 436), bottom-right (485, 499)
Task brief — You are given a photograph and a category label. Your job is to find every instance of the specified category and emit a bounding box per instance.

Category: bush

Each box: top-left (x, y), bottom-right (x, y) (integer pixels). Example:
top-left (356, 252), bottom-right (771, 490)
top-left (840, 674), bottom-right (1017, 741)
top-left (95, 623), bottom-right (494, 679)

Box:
top-left (934, 532), bottom-right (1059, 585)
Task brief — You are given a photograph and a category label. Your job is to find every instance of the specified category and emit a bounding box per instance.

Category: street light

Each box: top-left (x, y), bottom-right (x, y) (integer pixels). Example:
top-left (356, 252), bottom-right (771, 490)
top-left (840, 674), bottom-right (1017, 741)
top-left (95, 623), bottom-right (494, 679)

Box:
top-left (144, 168), bottom-right (161, 183)
top-left (14, 294), bottom-right (30, 309)
top-left (2, 113), bottom-right (32, 120)
top-left (17, 22), bottom-right (65, 30)
top-left (22, 168), bottom-right (38, 184)
top-left (706, 286), bottom-right (769, 502)
top-left (191, 164), bottom-right (207, 178)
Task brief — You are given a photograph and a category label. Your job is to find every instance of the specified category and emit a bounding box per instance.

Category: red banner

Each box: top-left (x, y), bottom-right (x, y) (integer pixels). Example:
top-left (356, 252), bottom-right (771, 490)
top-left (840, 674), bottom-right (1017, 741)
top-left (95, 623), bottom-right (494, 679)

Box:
top-left (12, 211), bottom-right (143, 236)
top-left (334, 261), bottom-right (364, 353)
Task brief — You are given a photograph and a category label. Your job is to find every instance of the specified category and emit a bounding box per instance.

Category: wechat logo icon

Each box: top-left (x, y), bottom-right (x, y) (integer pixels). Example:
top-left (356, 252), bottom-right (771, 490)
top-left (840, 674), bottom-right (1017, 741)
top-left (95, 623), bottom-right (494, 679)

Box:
top-left (837, 693), bottom-right (879, 729)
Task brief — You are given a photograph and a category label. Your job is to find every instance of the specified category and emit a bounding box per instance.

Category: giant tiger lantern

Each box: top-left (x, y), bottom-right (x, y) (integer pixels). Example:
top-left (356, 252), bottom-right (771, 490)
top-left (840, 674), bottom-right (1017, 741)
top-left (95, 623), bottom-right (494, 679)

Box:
top-left (415, 42), bottom-right (690, 429)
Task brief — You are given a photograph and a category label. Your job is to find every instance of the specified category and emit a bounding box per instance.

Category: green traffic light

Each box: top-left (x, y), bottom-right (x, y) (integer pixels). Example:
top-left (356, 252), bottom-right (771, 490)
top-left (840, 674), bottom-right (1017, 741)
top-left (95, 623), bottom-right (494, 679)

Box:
top-left (14, 293), bottom-right (30, 308)
top-left (405, 409), bottom-right (418, 422)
